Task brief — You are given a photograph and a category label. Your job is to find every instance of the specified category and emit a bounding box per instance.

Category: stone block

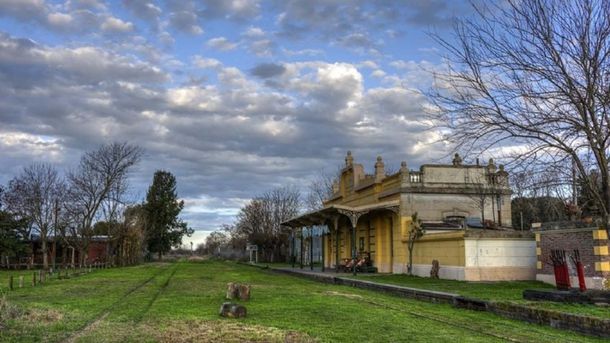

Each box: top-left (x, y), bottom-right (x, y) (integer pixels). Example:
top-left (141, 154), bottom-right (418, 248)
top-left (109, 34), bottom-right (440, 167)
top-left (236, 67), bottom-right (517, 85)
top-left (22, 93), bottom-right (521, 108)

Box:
top-left (219, 302), bottom-right (247, 318)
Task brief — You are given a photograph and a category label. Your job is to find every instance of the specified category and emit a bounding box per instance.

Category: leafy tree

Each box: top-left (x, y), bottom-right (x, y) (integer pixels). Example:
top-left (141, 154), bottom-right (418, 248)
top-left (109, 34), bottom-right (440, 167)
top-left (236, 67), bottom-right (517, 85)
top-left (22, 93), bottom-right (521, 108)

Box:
top-left (144, 170), bottom-right (192, 260)
top-left (511, 197), bottom-right (568, 229)
top-left (0, 186), bottom-right (29, 264)
top-left (0, 210), bottom-right (29, 264)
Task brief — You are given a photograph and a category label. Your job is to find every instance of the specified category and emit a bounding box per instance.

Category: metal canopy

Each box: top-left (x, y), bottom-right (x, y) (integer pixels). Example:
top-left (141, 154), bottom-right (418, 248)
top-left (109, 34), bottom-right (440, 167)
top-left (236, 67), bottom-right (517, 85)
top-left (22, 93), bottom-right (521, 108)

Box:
top-left (281, 201), bottom-right (400, 228)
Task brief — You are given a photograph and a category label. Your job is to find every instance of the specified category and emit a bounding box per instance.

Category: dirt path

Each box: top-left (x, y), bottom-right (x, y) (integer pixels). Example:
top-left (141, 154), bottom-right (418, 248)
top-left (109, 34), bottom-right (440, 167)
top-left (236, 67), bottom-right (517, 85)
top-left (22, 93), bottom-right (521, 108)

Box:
top-left (62, 266), bottom-right (172, 343)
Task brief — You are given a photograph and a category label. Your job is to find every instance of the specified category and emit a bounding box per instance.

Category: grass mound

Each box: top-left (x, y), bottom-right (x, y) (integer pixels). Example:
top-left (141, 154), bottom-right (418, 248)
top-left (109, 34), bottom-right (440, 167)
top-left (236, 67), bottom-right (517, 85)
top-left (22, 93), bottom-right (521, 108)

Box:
top-left (0, 296), bottom-right (62, 330)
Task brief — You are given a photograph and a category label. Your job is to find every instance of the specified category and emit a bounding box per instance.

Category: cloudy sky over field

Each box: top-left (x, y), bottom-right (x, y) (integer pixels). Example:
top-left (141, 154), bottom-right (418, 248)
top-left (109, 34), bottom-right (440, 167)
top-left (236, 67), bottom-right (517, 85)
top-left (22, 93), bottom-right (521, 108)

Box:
top-left (0, 0), bottom-right (475, 243)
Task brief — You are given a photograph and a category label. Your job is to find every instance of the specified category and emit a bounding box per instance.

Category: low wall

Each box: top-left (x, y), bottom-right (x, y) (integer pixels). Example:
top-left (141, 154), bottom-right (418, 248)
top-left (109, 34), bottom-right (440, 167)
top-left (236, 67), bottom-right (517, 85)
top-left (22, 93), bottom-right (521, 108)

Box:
top-left (271, 267), bottom-right (457, 304)
top-left (407, 231), bottom-right (536, 281)
top-left (262, 265), bottom-right (610, 338)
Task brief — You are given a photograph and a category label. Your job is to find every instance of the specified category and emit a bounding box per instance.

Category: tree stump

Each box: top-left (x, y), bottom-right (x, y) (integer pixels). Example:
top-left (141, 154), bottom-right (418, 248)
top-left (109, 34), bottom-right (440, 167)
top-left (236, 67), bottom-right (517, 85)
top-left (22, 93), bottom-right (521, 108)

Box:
top-left (226, 282), bottom-right (240, 299)
top-left (238, 284), bottom-right (251, 301)
top-left (430, 260), bottom-right (440, 279)
top-left (219, 302), bottom-right (247, 318)
top-left (226, 283), bottom-right (251, 301)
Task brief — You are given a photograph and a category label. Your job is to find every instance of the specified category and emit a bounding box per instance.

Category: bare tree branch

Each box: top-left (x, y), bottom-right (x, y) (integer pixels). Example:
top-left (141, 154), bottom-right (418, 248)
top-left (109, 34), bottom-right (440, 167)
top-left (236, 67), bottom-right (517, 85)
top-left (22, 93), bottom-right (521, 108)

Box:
top-left (429, 0), bottom-right (610, 229)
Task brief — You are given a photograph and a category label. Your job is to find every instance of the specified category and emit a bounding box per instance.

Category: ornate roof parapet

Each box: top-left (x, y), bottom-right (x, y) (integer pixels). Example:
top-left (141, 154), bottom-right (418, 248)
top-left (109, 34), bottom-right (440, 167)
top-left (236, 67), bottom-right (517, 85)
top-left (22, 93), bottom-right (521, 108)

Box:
top-left (452, 153), bottom-right (463, 166)
top-left (496, 164), bottom-right (509, 187)
top-left (400, 161), bottom-right (410, 186)
top-left (345, 150), bottom-right (353, 167)
top-left (374, 155), bottom-right (385, 182)
top-left (487, 158), bottom-right (496, 172)
top-left (332, 179), bottom-right (340, 194)
top-left (400, 161), bottom-right (408, 173)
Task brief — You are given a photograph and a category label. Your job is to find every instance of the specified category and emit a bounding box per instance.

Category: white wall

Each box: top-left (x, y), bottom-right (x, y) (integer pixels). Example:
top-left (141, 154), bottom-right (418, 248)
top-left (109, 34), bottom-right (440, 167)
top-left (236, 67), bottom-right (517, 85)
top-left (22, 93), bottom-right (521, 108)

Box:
top-left (464, 239), bottom-right (536, 267)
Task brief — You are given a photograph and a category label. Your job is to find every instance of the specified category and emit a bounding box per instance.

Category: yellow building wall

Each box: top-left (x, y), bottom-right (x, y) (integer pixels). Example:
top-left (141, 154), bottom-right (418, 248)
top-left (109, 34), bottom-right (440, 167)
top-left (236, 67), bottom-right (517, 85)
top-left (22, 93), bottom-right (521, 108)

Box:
top-left (411, 232), bottom-right (466, 267)
top-left (375, 215), bottom-right (389, 272)
top-left (325, 213), bottom-right (467, 272)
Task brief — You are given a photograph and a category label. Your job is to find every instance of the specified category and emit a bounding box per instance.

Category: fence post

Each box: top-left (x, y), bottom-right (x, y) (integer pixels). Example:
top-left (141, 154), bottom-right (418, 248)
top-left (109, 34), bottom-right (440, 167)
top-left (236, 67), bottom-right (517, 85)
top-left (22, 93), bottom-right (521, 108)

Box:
top-left (8, 275), bottom-right (13, 291)
top-left (18, 276), bottom-right (23, 288)
top-left (32, 272), bottom-right (37, 286)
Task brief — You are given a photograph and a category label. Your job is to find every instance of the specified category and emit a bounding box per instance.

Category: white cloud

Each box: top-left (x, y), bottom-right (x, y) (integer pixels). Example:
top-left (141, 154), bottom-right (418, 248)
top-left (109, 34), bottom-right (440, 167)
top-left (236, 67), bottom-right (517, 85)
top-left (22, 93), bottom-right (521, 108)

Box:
top-left (47, 12), bottom-right (73, 27)
top-left (243, 26), bottom-right (265, 38)
top-left (206, 37), bottom-right (237, 51)
top-left (192, 56), bottom-right (222, 69)
top-left (101, 16), bottom-right (134, 32)
top-left (371, 69), bottom-right (386, 78)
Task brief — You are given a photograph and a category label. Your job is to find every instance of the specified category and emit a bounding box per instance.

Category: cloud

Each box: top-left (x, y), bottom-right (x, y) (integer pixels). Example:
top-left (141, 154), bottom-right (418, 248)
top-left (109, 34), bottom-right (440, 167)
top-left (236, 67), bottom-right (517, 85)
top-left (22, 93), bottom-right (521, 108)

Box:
top-left (0, 0), bottom-right (46, 21)
top-left (242, 26), bottom-right (265, 38)
top-left (273, 0), bottom-right (469, 50)
top-left (192, 56), bottom-right (222, 69)
top-left (67, 0), bottom-right (106, 10)
top-left (206, 37), bottom-right (237, 51)
top-left (101, 16), bottom-right (134, 33)
top-left (169, 11), bottom-right (203, 34)
top-left (122, 0), bottom-right (161, 22)
top-left (0, 0), bottom-right (460, 232)
top-left (198, 0), bottom-right (261, 21)
top-left (250, 63), bottom-right (286, 79)
top-left (47, 12), bottom-right (73, 28)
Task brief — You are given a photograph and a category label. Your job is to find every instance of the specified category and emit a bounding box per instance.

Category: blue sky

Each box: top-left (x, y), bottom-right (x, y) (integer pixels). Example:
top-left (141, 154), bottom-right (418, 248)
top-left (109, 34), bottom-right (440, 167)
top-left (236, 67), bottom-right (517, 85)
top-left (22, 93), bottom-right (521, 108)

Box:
top-left (0, 0), bottom-right (477, 246)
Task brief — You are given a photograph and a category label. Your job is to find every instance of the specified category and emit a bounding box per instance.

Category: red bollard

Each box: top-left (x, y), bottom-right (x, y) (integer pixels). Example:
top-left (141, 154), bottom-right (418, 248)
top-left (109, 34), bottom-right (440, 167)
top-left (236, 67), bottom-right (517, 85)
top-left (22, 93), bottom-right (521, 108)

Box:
top-left (561, 263), bottom-right (571, 289)
top-left (576, 262), bottom-right (586, 292)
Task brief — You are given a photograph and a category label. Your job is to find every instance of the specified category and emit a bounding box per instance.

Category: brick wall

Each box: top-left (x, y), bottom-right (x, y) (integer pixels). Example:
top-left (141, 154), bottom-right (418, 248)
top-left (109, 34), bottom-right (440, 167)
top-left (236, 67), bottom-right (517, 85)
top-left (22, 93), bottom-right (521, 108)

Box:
top-left (87, 241), bottom-right (109, 262)
top-left (535, 227), bottom-right (609, 282)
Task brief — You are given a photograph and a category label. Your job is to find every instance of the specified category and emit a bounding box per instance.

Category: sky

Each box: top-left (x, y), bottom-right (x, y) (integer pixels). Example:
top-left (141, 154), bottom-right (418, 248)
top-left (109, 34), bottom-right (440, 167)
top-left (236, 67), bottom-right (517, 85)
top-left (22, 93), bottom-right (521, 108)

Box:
top-left (0, 0), bottom-right (477, 247)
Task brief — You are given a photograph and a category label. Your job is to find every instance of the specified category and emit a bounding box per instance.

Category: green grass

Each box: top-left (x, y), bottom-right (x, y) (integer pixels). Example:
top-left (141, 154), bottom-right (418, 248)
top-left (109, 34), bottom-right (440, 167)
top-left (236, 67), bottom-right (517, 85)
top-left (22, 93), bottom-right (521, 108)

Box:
top-left (0, 261), bottom-right (606, 342)
top-left (351, 273), bottom-right (610, 319)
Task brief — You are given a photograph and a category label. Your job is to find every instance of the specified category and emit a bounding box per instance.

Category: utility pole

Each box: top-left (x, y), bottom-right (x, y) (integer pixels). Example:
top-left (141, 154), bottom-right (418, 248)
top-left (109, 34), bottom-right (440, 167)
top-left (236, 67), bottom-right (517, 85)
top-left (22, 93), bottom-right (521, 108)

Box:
top-left (52, 199), bottom-right (59, 271)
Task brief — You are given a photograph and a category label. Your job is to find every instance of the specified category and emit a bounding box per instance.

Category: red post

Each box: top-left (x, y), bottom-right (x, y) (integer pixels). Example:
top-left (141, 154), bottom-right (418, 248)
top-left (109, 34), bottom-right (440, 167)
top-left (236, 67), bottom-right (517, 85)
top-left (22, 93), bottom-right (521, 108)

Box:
top-left (561, 263), bottom-right (571, 289)
top-left (576, 262), bottom-right (586, 292)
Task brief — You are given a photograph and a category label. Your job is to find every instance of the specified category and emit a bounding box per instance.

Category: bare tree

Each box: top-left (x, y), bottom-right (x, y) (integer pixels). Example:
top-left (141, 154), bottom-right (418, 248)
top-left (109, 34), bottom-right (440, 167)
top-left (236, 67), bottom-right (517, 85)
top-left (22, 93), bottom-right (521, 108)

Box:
top-left (233, 186), bottom-right (301, 262)
top-left (467, 177), bottom-right (491, 226)
top-left (429, 0), bottom-right (610, 230)
top-left (3, 163), bottom-right (65, 270)
top-left (304, 166), bottom-right (342, 211)
top-left (203, 231), bottom-right (229, 255)
top-left (406, 212), bottom-right (424, 276)
top-left (66, 142), bottom-right (142, 265)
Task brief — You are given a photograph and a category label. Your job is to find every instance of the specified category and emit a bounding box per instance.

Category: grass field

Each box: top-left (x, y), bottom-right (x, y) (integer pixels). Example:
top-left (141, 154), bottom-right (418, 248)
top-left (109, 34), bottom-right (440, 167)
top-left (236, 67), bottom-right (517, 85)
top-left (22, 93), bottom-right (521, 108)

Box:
top-left (0, 260), bottom-right (606, 342)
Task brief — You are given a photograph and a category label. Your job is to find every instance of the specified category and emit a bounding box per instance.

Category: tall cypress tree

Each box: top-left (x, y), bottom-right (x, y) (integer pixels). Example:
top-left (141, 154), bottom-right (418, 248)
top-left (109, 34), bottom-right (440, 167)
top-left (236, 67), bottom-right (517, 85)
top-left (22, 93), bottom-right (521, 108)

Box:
top-left (144, 170), bottom-right (192, 260)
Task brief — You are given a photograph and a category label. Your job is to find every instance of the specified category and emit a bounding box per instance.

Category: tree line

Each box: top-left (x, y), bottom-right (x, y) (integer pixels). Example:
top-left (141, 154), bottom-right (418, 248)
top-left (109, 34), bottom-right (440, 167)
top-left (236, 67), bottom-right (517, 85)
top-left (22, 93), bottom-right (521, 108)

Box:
top-left (0, 142), bottom-right (192, 270)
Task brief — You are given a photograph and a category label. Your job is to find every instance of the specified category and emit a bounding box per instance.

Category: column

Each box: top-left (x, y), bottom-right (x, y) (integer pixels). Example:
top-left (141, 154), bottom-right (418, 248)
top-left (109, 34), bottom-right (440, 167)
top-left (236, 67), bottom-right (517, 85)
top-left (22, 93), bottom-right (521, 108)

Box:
top-left (291, 230), bottom-right (296, 268)
top-left (310, 230), bottom-right (314, 271)
top-left (321, 232), bottom-right (325, 272)
top-left (300, 227), bottom-right (304, 269)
